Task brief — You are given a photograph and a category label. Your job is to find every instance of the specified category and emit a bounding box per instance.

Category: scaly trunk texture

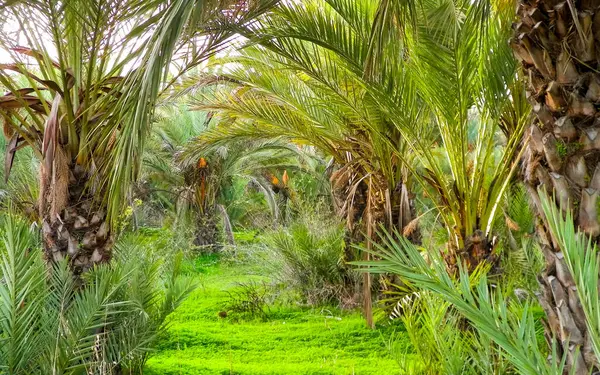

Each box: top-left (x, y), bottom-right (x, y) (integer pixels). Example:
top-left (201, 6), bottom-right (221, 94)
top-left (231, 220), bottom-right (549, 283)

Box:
top-left (40, 156), bottom-right (112, 277)
top-left (330, 167), bottom-right (420, 247)
top-left (193, 210), bottom-right (221, 252)
top-left (512, 0), bottom-right (600, 372)
top-left (330, 165), bottom-right (420, 328)
top-left (444, 230), bottom-right (499, 276)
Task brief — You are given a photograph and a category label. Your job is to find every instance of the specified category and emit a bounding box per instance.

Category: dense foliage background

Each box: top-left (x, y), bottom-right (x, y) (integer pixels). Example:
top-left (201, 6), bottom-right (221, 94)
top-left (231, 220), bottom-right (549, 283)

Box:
top-left (0, 0), bottom-right (599, 374)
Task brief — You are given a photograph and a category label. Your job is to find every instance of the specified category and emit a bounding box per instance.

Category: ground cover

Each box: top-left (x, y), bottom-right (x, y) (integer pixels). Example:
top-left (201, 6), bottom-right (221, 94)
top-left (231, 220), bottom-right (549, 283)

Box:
top-left (145, 255), bottom-right (408, 374)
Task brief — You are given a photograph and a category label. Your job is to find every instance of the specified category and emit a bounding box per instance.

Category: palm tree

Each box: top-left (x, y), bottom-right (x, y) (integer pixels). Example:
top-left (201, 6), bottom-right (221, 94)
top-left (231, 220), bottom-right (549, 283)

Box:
top-left (0, 0), bottom-right (278, 275)
top-left (364, 0), bottom-right (530, 275)
top-left (511, 1), bottom-right (600, 372)
top-left (0, 212), bottom-right (195, 374)
top-left (143, 105), bottom-right (313, 249)
top-left (186, 51), bottom-right (421, 245)
top-left (181, 140), bottom-right (308, 248)
top-left (183, 1), bottom-right (424, 326)
top-left (184, 0), bottom-right (526, 329)
top-left (201, 0), bottom-right (528, 265)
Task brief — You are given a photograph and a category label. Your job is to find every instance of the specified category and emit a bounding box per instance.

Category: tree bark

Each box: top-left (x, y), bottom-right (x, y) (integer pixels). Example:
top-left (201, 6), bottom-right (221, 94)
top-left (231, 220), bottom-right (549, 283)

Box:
top-left (193, 210), bottom-right (221, 252)
top-left (330, 164), bottom-right (420, 327)
top-left (512, 1), bottom-right (600, 372)
top-left (444, 230), bottom-right (499, 276)
top-left (40, 157), bottom-right (112, 277)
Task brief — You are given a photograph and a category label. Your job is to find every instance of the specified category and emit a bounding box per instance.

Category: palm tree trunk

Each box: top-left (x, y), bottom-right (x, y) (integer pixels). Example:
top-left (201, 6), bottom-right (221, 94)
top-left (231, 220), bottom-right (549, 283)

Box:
top-left (444, 230), bottom-right (499, 276)
top-left (39, 152), bottom-right (112, 277)
top-left (396, 183), bottom-right (421, 245)
top-left (193, 210), bottom-right (221, 252)
top-left (512, 1), bottom-right (600, 372)
top-left (331, 165), bottom-right (421, 327)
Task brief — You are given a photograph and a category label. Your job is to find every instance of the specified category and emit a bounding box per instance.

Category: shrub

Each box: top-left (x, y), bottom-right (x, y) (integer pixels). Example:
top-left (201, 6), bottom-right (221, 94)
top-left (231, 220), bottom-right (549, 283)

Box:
top-left (390, 291), bottom-right (515, 374)
top-left (359, 234), bottom-right (567, 375)
top-left (260, 211), bottom-right (360, 307)
top-left (224, 280), bottom-right (274, 320)
top-left (0, 214), bottom-right (196, 374)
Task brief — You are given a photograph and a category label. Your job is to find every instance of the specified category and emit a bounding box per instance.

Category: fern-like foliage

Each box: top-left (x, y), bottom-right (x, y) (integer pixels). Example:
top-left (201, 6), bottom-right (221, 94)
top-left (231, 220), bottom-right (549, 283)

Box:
top-left (0, 214), bottom-right (196, 374)
top-left (354, 231), bottom-right (568, 375)
top-left (260, 210), bottom-right (359, 307)
top-left (506, 184), bottom-right (535, 235)
top-left (540, 192), bottom-right (600, 363)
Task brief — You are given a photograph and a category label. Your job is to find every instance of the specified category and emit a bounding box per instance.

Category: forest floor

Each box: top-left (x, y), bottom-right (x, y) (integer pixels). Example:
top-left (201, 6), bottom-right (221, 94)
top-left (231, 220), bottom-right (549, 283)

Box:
top-left (144, 254), bottom-right (409, 374)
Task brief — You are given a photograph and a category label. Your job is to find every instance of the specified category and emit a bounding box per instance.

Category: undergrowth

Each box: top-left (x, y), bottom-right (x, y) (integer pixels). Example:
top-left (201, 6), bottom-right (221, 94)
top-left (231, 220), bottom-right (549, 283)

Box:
top-left (144, 254), bottom-right (409, 374)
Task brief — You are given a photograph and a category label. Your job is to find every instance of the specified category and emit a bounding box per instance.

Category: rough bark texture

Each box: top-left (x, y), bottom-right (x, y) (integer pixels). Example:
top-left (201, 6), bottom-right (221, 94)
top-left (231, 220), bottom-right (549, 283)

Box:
top-left (511, 0), bottom-right (600, 372)
top-left (40, 161), bottom-right (112, 277)
top-left (330, 164), bottom-right (420, 328)
top-left (329, 167), bottom-right (420, 246)
top-left (444, 230), bottom-right (499, 276)
top-left (193, 210), bottom-right (221, 252)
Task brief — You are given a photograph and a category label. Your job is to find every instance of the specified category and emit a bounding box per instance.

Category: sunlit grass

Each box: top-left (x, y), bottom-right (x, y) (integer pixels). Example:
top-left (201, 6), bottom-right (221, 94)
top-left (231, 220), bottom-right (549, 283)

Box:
top-left (145, 255), bottom-right (409, 374)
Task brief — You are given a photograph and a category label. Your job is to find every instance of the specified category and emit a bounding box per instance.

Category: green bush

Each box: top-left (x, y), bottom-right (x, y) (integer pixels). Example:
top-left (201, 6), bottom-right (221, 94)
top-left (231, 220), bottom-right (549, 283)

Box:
top-left (359, 233), bottom-right (566, 375)
top-left (259, 211), bottom-right (360, 307)
top-left (0, 214), bottom-right (196, 374)
top-left (225, 280), bottom-right (275, 320)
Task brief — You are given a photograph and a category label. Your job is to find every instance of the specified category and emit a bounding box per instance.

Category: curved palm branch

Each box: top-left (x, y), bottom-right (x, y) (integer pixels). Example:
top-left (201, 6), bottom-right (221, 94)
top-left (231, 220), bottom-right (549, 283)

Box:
top-left (183, 0), bottom-right (525, 262)
top-left (0, 0), bottom-right (280, 225)
top-left (144, 104), bottom-right (318, 230)
top-left (184, 0), bottom-right (427, 239)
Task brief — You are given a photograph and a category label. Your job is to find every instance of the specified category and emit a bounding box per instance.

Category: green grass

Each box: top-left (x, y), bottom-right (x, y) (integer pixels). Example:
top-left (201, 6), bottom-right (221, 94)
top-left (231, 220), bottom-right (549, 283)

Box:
top-left (144, 255), bottom-right (408, 374)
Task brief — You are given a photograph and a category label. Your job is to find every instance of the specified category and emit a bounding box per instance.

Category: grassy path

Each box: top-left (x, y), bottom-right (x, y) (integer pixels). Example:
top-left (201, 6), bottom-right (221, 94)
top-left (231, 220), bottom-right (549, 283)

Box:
top-left (144, 256), bottom-right (405, 374)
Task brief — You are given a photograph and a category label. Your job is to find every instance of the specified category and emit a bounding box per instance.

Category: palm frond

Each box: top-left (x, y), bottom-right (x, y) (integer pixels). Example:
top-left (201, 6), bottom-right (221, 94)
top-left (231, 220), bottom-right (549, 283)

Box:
top-left (353, 230), bottom-right (567, 375)
top-left (540, 192), bottom-right (600, 362)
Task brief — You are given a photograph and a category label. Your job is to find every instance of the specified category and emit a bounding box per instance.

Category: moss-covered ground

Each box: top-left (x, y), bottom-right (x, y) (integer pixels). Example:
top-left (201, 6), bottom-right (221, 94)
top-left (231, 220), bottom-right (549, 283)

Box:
top-left (144, 255), bottom-right (407, 374)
